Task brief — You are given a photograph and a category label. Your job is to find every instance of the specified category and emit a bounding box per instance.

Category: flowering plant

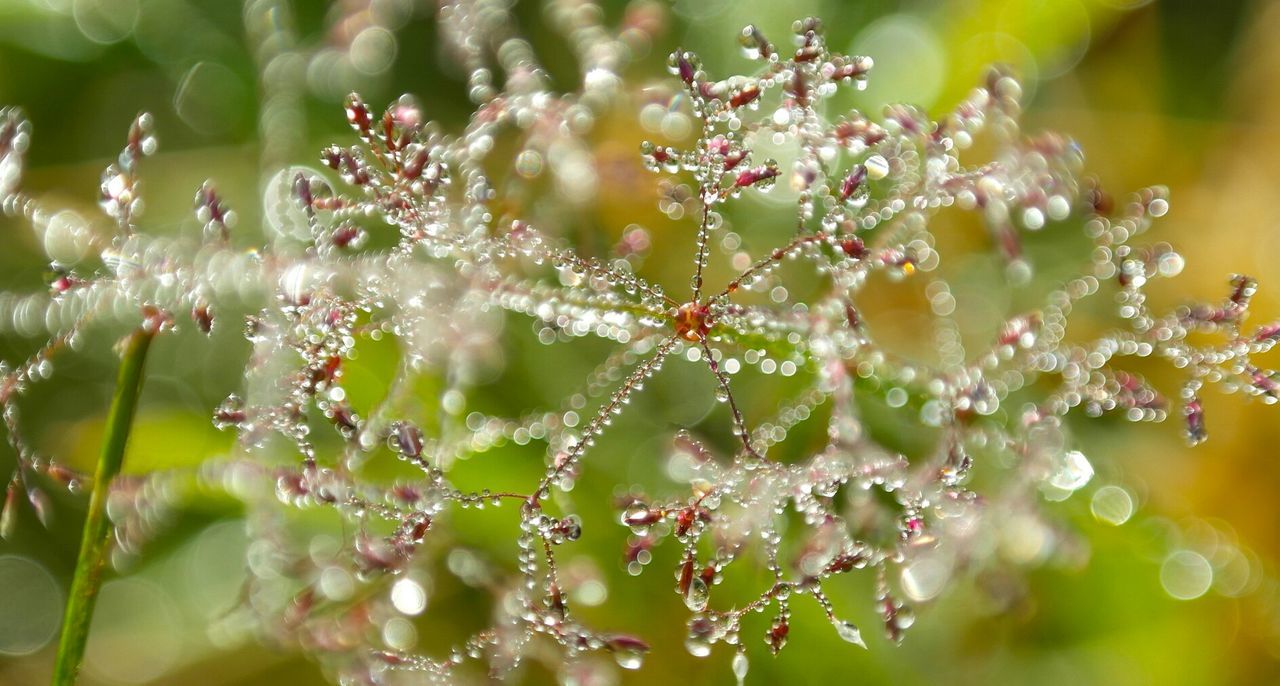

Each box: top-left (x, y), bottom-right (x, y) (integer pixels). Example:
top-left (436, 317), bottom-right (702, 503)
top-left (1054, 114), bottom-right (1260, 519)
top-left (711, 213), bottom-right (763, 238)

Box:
top-left (0, 3), bottom-right (1274, 685)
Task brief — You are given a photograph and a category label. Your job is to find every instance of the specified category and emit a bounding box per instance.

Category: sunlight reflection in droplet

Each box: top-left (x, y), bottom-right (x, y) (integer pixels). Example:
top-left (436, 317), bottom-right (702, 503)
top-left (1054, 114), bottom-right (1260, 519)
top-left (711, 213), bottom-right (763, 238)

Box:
top-left (391, 577), bottom-right (428, 616)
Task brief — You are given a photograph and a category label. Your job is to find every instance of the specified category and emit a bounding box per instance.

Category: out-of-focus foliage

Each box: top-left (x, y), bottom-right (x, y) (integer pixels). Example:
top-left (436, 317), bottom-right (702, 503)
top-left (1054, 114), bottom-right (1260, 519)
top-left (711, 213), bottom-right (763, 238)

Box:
top-left (0, 1), bottom-right (1278, 684)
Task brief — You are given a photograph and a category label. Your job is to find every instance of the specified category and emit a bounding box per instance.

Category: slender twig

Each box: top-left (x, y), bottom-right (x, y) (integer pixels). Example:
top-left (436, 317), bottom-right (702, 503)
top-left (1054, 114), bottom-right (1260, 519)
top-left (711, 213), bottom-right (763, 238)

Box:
top-left (700, 340), bottom-right (763, 460)
top-left (52, 327), bottom-right (154, 686)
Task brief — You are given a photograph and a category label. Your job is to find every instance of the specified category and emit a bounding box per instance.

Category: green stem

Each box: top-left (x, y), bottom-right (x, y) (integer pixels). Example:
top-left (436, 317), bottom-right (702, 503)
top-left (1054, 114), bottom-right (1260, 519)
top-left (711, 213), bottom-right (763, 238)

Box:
top-left (52, 327), bottom-right (154, 686)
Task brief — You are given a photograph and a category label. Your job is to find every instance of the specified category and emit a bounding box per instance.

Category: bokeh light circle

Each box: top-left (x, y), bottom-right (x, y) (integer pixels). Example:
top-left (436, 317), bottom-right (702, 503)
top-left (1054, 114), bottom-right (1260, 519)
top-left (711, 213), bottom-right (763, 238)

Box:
top-left (0, 555), bottom-right (62, 656)
top-left (1160, 550), bottom-right (1214, 601)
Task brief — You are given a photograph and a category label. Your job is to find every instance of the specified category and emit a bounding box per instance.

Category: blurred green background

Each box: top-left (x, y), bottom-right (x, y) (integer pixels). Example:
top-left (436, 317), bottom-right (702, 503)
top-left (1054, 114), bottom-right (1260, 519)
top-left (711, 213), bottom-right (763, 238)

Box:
top-left (1, 0), bottom-right (1280, 684)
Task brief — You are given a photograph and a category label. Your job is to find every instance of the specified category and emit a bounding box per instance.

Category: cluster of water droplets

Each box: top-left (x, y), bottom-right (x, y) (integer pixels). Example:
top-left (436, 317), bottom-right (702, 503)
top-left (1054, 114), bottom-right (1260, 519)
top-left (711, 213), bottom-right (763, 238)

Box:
top-left (595, 13), bottom-right (1280, 673)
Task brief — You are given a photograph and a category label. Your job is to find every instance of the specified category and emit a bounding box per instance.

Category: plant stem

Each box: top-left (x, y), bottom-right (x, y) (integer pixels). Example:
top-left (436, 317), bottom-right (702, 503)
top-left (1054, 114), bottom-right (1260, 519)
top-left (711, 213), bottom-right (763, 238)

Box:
top-left (52, 327), bottom-right (154, 686)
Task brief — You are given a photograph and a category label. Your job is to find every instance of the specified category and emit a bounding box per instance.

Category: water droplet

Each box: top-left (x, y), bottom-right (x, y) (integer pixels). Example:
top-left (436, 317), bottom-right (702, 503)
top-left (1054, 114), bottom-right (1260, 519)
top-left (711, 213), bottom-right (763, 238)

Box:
top-left (606, 634), bottom-right (649, 669)
top-left (0, 108), bottom-right (31, 203)
top-left (621, 503), bottom-right (658, 529)
top-left (738, 24), bottom-right (770, 61)
top-left (685, 635), bottom-right (712, 658)
top-left (766, 617), bottom-right (789, 653)
top-left (834, 620), bottom-right (866, 648)
top-left (864, 154), bottom-right (889, 180)
top-left (684, 576), bottom-right (710, 611)
top-left (1022, 206), bottom-right (1045, 230)
top-left (212, 395), bottom-right (246, 430)
top-left (1046, 194), bottom-right (1071, 220)
top-left (732, 651), bottom-right (749, 683)
top-left (892, 605), bottom-right (915, 632)
top-left (390, 577), bottom-right (427, 615)
top-left (614, 646), bottom-right (644, 670)
top-left (1048, 449), bottom-right (1093, 492)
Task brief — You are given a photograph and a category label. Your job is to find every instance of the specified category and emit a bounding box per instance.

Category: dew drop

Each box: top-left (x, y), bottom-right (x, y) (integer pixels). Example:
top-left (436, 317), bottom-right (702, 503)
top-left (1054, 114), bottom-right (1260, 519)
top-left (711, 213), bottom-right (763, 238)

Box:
top-left (1048, 449), bottom-right (1093, 492)
top-left (614, 646), bottom-right (644, 670)
top-left (390, 577), bottom-right (427, 616)
top-left (1022, 206), bottom-right (1045, 230)
top-left (684, 576), bottom-right (710, 611)
top-left (864, 154), bottom-right (889, 180)
top-left (1046, 194), bottom-right (1071, 220)
top-left (732, 651), bottom-right (749, 684)
top-left (834, 620), bottom-right (867, 648)
top-left (685, 636), bottom-right (712, 658)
